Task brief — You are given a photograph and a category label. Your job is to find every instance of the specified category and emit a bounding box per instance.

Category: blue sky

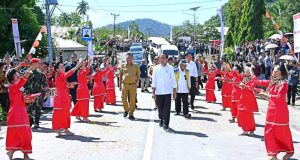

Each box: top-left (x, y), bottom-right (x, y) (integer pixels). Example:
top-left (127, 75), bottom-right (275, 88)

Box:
top-left (39, 0), bottom-right (228, 27)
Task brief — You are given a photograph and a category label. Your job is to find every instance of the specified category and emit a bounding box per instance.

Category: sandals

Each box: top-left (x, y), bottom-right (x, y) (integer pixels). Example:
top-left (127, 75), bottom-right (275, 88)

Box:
top-left (65, 130), bottom-right (74, 135)
top-left (83, 118), bottom-right (91, 122)
top-left (228, 119), bottom-right (235, 123)
top-left (7, 150), bottom-right (14, 160)
top-left (24, 154), bottom-right (32, 160)
top-left (240, 132), bottom-right (248, 136)
top-left (283, 153), bottom-right (293, 160)
top-left (54, 130), bottom-right (62, 136)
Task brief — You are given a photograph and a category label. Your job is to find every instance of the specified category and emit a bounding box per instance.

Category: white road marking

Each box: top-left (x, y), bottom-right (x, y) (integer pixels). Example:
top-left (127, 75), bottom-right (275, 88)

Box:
top-left (142, 102), bottom-right (156, 160)
top-left (259, 111), bottom-right (300, 136)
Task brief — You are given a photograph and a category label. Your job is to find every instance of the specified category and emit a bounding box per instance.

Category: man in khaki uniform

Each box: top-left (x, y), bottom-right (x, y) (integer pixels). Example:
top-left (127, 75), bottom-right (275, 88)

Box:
top-left (119, 53), bottom-right (140, 120)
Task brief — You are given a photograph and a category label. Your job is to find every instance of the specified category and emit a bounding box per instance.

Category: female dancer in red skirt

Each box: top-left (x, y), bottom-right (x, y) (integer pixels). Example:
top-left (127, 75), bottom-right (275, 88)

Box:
top-left (92, 63), bottom-right (109, 112)
top-left (220, 63), bottom-right (233, 110)
top-left (6, 68), bottom-right (32, 160)
top-left (256, 64), bottom-right (294, 160)
top-left (71, 59), bottom-right (91, 122)
top-left (237, 66), bottom-right (258, 135)
top-left (205, 64), bottom-right (220, 103)
top-left (52, 60), bottom-right (82, 136)
top-left (105, 63), bottom-right (118, 105)
top-left (228, 65), bottom-right (243, 123)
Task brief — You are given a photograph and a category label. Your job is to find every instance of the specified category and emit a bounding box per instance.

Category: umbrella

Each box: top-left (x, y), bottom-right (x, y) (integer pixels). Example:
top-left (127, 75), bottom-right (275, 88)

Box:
top-left (265, 43), bottom-right (278, 49)
top-left (269, 34), bottom-right (282, 40)
top-left (279, 55), bottom-right (296, 61)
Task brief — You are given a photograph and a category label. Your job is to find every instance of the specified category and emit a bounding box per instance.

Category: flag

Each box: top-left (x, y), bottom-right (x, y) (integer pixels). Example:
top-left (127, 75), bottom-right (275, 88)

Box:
top-left (266, 11), bottom-right (271, 19)
top-left (36, 32), bottom-right (42, 41)
top-left (41, 26), bottom-right (46, 33)
top-left (128, 27), bottom-right (131, 39)
top-left (170, 26), bottom-right (173, 42)
top-left (217, 6), bottom-right (224, 55)
top-left (32, 40), bottom-right (40, 48)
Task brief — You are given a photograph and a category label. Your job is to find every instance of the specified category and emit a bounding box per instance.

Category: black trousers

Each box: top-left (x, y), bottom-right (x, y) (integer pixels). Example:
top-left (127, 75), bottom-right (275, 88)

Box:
top-left (156, 94), bottom-right (171, 127)
top-left (175, 93), bottom-right (189, 115)
top-left (69, 84), bottom-right (78, 105)
top-left (265, 67), bottom-right (271, 80)
top-left (287, 84), bottom-right (297, 104)
top-left (190, 77), bottom-right (197, 107)
top-left (198, 76), bottom-right (203, 89)
top-left (0, 93), bottom-right (9, 113)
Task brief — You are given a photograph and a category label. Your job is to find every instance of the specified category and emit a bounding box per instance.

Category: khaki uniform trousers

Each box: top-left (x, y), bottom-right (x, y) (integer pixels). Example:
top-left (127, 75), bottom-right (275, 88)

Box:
top-left (122, 83), bottom-right (137, 116)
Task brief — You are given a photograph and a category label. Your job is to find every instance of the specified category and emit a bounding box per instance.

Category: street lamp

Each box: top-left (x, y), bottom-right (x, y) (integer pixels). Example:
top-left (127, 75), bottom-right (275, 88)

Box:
top-left (111, 13), bottom-right (120, 37)
top-left (15, 39), bottom-right (27, 58)
top-left (189, 6), bottom-right (201, 42)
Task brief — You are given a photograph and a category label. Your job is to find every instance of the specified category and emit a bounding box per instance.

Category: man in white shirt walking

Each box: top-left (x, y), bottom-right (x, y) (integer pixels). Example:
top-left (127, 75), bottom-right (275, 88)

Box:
top-left (152, 53), bottom-right (177, 132)
top-left (185, 53), bottom-right (198, 110)
top-left (174, 59), bottom-right (191, 118)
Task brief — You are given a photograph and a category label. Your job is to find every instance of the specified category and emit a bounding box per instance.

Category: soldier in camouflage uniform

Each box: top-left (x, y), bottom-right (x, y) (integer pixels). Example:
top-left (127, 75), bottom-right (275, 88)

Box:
top-left (0, 60), bottom-right (9, 114)
top-left (24, 58), bottom-right (48, 129)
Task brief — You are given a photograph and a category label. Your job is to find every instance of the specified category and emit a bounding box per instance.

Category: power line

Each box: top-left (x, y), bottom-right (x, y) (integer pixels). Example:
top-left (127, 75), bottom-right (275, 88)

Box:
top-left (91, 0), bottom-right (220, 8)
top-left (59, 4), bottom-right (217, 13)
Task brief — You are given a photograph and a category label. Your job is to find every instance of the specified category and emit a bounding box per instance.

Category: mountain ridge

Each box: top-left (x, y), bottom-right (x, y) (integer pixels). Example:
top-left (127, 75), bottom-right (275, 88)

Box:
top-left (105, 18), bottom-right (171, 36)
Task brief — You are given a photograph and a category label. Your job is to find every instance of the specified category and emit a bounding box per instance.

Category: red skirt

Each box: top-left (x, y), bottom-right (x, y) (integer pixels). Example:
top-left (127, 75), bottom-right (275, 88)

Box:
top-left (231, 101), bottom-right (238, 118)
top-left (106, 89), bottom-right (116, 104)
top-left (71, 100), bottom-right (89, 118)
top-left (94, 95), bottom-right (105, 110)
top-left (265, 124), bottom-right (294, 156)
top-left (206, 89), bottom-right (216, 102)
top-left (237, 110), bottom-right (255, 132)
top-left (52, 109), bottom-right (71, 130)
top-left (6, 126), bottom-right (32, 154)
top-left (222, 95), bottom-right (231, 108)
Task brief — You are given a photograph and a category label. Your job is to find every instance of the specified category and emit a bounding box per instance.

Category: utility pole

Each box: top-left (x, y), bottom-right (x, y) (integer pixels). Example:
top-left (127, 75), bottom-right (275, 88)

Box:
top-left (111, 13), bottom-right (120, 37)
top-left (45, 0), bottom-right (57, 63)
top-left (189, 6), bottom-right (200, 42)
top-left (147, 27), bottom-right (152, 37)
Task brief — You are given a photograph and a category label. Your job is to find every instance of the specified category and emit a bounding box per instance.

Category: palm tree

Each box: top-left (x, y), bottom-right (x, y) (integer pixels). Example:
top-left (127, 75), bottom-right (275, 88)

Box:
top-left (77, 0), bottom-right (89, 22)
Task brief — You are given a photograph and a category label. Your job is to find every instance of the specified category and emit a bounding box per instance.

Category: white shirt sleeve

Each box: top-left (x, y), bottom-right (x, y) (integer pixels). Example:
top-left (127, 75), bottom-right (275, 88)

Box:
top-left (152, 66), bottom-right (157, 89)
top-left (193, 62), bottom-right (198, 77)
top-left (170, 67), bottom-right (177, 89)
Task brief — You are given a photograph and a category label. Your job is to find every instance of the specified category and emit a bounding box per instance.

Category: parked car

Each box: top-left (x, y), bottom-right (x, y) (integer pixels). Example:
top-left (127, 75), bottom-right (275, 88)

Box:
top-left (130, 46), bottom-right (143, 53)
top-left (131, 43), bottom-right (142, 47)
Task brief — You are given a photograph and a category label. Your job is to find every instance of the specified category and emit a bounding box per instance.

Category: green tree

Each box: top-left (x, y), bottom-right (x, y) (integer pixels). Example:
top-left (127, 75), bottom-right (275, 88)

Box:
top-left (58, 13), bottom-right (71, 26)
top-left (77, 0), bottom-right (89, 21)
top-left (70, 12), bottom-right (81, 26)
top-left (0, 1), bottom-right (41, 57)
top-left (238, 0), bottom-right (266, 44)
top-left (33, 6), bottom-right (45, 26)
top-left (226, 0), bottom-right (244, 46)
top-left (264, 0), bottom-right (300, 37)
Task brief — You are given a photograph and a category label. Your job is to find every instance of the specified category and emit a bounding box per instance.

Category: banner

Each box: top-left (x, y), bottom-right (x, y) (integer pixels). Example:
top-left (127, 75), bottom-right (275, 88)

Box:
top-left (11, 19), bottom-right (21, 58)
top-left (294, 13), bottom-right (300, 53)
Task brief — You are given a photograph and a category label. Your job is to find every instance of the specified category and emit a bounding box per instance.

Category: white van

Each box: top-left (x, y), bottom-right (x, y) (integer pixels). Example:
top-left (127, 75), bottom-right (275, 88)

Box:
top-left (147, 37), bottom-right (170, 55)
top-left (159, 45), bottom-right (179, 57)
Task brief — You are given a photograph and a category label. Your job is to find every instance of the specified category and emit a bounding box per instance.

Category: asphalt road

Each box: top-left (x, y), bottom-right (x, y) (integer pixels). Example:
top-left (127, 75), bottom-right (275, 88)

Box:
top-left (0, 52), bottom-right (299, 160)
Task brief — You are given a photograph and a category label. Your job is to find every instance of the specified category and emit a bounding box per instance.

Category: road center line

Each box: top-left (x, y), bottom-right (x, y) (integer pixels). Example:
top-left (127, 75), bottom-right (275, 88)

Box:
top-left (142, 104), bottom-right (156, 160)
